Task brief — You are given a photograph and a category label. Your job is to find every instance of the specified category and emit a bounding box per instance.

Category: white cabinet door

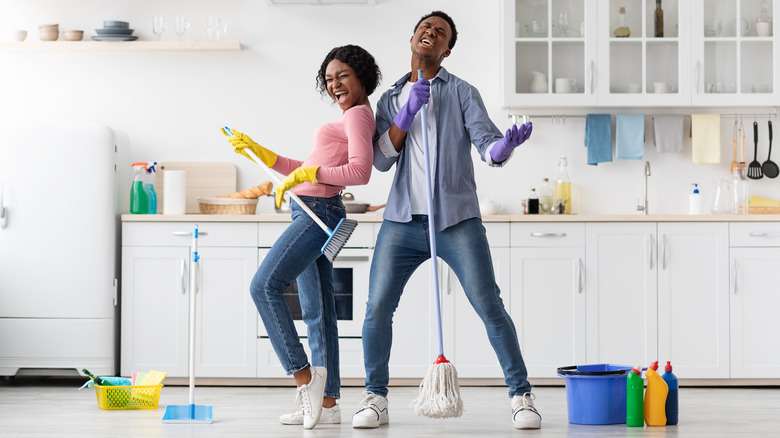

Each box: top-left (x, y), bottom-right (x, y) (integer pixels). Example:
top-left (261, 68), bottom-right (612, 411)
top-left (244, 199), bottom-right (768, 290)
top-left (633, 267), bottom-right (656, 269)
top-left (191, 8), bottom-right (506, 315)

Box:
top-left (657, 223), bottom-right (729, 378)
top-left (196, 247), bottom-right (258, 378)
top-left (585, 223), bottom-right (658, 365)
top-left (510, 246), bottom-right (585, 378)
top-left (121, 246), bottom-right (190, 377)
top-left (730, 247), bottom-right (780, 378)
top-left (388, 260), bottom-right (435, 378)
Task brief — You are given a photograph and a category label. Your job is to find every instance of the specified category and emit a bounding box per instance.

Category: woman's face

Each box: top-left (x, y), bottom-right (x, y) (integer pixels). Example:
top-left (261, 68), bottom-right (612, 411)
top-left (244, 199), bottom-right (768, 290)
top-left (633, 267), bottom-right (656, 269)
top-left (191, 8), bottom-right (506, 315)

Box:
top-left (325, 59), bottom-right (368, 111)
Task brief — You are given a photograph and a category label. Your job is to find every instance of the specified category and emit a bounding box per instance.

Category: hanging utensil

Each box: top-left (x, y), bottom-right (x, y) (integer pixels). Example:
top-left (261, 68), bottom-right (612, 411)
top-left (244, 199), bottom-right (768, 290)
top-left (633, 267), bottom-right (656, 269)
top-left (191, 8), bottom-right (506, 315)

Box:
top-left (747, 120), bottom-right (763, 179)
top-left (762, 121), bottom-right (778, 178)
top-left (729, 118), bottom-right (738, 174)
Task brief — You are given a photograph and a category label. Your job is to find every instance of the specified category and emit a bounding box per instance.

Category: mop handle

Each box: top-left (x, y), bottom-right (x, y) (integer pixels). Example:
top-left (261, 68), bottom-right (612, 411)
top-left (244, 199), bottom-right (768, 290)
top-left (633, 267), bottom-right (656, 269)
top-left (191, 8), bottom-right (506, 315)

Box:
top-left (189, 224), bottom-right (199, 406)
top-left (418, 69), bottom-right (445, 357)
top-left (225, 128), bottom-right (331, 234)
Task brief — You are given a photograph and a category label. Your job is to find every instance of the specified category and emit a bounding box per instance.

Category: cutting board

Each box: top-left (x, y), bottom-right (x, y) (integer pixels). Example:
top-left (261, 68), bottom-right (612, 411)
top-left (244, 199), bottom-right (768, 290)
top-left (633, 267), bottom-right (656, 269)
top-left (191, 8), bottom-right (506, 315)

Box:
top-left (156, 162), bottom-right (237, 214)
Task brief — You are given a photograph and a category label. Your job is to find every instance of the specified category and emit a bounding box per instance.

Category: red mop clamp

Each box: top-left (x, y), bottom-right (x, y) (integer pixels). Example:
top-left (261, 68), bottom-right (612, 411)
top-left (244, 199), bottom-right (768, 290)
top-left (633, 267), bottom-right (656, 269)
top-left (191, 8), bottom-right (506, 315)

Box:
top-left (434, 355), bottom-right (450, 365)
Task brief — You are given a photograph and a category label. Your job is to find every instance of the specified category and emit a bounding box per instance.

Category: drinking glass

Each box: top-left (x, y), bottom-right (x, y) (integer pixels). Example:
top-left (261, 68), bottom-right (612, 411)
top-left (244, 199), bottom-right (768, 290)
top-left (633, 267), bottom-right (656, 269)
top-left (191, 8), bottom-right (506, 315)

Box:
top-left (175, 16), bottom-right (189, 41)
top-left (206, 16), bottom-right (226, 41)
top-left (557, 12), bottom-right (569, 37)
top-left (152, 16), bottom-right (166, 40)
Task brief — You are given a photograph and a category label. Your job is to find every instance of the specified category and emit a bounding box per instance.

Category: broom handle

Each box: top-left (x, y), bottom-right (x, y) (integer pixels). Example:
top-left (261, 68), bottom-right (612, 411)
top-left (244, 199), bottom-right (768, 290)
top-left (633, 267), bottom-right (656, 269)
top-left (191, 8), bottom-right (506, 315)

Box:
top-left (189, 225), bottom-right (198, 406)
top-left (243, 148), bottom-right (331, 234)
top-left (419, 69), bottom-right (445, 357)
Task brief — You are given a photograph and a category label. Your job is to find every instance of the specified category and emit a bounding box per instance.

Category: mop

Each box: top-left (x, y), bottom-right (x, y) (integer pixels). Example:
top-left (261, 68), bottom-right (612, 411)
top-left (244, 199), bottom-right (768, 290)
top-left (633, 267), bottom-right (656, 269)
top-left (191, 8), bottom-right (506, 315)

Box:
top-left (410, 69), bottom-right (464, 419)
top-left (162, 224), bottom-right (213, 423)
top-left (222, 127), bottom-right (357, 262)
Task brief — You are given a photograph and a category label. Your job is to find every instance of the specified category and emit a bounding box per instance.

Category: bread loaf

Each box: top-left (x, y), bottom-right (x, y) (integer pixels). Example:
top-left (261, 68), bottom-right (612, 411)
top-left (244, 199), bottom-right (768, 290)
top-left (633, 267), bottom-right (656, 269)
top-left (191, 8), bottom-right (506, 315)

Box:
top-left (223, 181), bottom-right (273, 199)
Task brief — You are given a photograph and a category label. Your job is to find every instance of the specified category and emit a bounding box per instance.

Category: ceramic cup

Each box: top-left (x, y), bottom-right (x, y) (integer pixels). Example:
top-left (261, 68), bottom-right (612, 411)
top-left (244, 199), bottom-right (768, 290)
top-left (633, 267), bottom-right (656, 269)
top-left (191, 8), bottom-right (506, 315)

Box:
top-left (627, 83), bottom-right (641, 93)
top-left (756, 22), bottom-right (772, 37)
top-left (653, 82), bottom-right (675, 93)
top-left (555, 78), bottom-right (577, 93)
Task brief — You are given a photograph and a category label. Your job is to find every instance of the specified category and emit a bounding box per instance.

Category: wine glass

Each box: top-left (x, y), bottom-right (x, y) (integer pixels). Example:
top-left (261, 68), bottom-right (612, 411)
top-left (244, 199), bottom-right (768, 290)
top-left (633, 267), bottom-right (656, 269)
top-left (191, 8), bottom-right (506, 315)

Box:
top-left (557, 12), bottom-right (569, 37)
top-left (175, 16), bottom-right (189, 41)
top-left (152, 16), bottom-right (166, 41)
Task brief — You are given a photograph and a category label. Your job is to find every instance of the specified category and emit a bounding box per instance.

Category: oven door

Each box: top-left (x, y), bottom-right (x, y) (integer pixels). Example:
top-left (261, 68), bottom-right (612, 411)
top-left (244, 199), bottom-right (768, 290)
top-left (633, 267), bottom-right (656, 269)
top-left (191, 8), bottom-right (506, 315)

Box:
top-left (256, 247), bottom-right (371, 338)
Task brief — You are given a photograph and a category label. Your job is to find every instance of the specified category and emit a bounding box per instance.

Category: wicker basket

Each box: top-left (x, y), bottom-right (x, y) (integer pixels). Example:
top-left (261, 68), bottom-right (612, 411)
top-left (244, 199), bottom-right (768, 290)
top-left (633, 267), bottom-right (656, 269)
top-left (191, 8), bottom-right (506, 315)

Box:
top-left (197, 197), bottom-right (258, 215)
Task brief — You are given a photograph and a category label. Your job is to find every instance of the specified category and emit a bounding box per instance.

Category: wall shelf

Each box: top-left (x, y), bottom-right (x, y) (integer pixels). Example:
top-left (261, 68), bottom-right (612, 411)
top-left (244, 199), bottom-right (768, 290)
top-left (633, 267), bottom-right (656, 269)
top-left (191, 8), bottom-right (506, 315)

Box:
top-left (0, 40), bottom-right (242, 52)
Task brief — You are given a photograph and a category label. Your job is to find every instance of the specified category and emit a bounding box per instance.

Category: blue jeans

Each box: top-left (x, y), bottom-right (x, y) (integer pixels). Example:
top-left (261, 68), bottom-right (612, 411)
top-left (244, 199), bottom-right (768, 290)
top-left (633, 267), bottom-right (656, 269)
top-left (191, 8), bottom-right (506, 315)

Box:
top-left (251, 195), bottom-right (345, 399)
top-left (362, 216), bottom-right (531, 398)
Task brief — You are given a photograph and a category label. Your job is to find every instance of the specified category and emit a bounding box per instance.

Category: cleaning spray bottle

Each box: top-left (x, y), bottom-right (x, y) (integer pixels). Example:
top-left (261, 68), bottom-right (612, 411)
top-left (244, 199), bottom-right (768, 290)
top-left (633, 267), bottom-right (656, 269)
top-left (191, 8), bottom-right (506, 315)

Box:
top-left (626, 364), bottom-right (645, 427)
top-left (662, 361), bottom-right (679, 425)
top-left (144, 162), bottom-right (158, 214)
top-left (130, 162), bottom-right (148, 214)
top-left (643, 361), bottom-right (669, 426)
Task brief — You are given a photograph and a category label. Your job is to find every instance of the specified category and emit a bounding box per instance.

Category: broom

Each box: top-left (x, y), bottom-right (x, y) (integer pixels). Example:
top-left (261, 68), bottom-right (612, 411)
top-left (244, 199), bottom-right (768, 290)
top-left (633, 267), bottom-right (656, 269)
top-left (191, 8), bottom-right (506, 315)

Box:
top-left (410, 70), bottom-right (463, 419)
top-left (222, 127), bottom-right (357, 262)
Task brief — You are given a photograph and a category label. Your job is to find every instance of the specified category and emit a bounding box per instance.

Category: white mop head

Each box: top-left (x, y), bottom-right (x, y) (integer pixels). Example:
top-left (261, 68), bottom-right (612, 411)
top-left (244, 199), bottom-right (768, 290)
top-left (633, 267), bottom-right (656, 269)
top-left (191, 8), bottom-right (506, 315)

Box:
top-left (411, 355), bottom-right (464, 418)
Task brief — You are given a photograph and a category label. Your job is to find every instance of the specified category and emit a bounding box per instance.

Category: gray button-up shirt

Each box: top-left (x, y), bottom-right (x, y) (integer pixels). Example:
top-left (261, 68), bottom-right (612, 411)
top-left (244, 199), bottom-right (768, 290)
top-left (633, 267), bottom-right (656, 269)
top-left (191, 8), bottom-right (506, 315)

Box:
top-left (373, 67), bottom-right (507, 232)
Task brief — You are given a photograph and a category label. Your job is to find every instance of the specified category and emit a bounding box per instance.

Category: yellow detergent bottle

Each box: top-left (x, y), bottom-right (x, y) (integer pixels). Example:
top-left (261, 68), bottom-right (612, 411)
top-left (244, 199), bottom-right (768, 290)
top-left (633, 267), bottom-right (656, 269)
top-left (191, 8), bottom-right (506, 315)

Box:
top-left (643, 361), bottom-right (669, 426)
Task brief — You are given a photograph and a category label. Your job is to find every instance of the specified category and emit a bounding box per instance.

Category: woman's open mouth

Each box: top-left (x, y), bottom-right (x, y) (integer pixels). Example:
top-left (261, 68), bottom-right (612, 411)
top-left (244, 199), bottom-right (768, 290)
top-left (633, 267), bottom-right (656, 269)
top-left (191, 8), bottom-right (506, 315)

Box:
top-left (334, 90), bottom-right (348, 104)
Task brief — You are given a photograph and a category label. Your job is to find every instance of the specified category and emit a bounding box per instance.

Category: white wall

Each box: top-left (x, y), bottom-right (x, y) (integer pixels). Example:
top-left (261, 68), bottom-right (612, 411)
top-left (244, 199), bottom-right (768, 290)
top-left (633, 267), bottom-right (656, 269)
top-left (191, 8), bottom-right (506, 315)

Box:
top-left (2, 0), bottom-right (778, 215)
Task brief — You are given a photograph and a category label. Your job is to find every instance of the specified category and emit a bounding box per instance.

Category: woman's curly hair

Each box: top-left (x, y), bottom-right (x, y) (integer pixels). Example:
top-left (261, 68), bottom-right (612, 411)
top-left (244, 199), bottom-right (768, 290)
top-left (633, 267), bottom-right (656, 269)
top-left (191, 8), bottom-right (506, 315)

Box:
top-left (316, 44), bottom-right (382, 98)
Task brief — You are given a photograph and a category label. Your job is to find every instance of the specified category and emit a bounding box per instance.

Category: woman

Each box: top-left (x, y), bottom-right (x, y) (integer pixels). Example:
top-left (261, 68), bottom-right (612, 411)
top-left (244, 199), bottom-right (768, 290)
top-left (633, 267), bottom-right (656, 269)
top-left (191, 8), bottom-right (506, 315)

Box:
top-left (223, 45), bottom-right (381, 429)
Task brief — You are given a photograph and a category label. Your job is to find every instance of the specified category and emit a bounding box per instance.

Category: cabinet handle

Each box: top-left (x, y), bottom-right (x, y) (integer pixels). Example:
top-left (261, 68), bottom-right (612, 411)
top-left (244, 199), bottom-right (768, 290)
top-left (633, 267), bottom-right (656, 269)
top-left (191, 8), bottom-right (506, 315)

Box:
top-left (333, 255), bottom-right (370, 262)
top-left (696, 60), bottom-right (702, 93)
top-left (661, 234), bottom-right (667, 270)
top-left (589, 60), bottom-right (595, 94)
top-left (530, 232), bottom-right (567, 238)
top-left (648, 234), bottom-right (655, 270)
top-left (733, 260), bottom-right (739, 294)
top-left (749, 232), bottom-right (780, 238)
top-left (577, 258), bottom-right (584, 294)
top-left (172, 231), bottom-right (209, 237)
top-left (180, 259), bottom-right (187, 295)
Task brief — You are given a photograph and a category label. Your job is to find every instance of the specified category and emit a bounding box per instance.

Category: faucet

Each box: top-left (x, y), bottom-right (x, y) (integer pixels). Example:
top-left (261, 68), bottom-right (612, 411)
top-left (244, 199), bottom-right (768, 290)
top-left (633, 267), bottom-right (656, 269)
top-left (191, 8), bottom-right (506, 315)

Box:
top-left (637, 161), bottom-right (651, 215)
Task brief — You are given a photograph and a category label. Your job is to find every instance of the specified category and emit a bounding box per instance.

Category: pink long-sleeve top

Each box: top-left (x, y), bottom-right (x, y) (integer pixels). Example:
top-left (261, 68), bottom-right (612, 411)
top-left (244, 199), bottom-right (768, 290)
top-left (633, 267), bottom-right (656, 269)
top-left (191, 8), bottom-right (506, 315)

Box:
top-left (272, 104), bottom-right (375, 199)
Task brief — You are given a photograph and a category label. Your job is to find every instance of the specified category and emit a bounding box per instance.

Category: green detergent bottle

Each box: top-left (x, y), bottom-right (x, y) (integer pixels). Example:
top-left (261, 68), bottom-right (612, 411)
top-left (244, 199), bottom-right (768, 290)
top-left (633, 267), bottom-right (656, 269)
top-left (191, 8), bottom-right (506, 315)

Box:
top-left (626, 364), bottom-right (644, 427)
top-left (130, 162), bottom-right (148, 214)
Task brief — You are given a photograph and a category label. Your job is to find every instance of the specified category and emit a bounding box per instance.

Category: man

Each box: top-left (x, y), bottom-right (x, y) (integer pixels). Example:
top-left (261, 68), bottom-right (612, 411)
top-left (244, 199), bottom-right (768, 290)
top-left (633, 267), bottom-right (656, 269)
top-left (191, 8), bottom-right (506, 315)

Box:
top-left (352, 10), bottom-right (540, 431)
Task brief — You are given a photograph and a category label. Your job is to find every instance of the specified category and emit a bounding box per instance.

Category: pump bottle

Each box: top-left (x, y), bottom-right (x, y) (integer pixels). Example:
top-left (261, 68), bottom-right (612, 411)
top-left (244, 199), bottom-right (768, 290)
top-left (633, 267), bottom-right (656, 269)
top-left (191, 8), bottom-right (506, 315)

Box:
top-left (626, 365), bottom-right (644, 427)
top-left (689, 183), bottom-right (702, 215)
top-left (662, 361), bottom-right (679, 425)
top-left (130, 162), bottom-right (148, 214)
top-left (643, 361), bottom-right (669, 426)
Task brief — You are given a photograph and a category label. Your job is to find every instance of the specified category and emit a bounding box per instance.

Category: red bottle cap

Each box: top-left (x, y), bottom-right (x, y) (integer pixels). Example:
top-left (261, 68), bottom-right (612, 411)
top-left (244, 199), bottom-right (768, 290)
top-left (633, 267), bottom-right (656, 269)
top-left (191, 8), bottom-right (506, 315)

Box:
top-left (665, 361), bottom-right (673, 372)
top-left (631, 365), bottom-right (642, 375)
top-left (649, 361), bottom-right (659, 371)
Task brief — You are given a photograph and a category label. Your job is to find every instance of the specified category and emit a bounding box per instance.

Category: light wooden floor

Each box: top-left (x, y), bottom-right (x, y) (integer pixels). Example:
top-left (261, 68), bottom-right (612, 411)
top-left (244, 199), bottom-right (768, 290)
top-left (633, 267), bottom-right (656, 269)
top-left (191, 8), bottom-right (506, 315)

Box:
top-left (1, 377), bottom-right (779, 437)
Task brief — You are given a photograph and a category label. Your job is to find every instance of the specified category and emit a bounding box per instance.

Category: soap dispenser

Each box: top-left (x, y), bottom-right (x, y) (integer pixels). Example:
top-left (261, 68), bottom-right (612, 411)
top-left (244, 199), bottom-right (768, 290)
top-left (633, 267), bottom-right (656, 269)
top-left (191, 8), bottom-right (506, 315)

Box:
top-left (689, 183), bottom-right (702, 215)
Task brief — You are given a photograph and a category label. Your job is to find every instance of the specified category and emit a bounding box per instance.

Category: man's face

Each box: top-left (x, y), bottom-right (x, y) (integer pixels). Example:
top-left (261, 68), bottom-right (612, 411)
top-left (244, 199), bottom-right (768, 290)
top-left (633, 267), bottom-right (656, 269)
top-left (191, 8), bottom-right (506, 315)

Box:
top-left (411, 16), bottom-right (452, 62)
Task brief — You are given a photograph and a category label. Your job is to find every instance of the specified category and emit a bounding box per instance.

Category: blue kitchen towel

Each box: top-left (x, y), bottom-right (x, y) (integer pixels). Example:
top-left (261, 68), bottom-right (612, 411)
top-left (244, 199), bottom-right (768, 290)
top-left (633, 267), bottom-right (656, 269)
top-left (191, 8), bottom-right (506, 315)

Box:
top-left (653, 115), bottom-right (684, 153)
top-left (585, 114), bottom-right (612, 165)
top-left (616, 114), bottom-right (646, 159)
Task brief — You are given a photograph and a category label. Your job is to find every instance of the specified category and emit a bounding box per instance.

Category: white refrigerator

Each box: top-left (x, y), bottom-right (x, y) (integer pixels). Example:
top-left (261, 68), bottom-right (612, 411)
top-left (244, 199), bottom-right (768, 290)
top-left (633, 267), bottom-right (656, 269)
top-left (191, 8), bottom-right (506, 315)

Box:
top-left (0, 121), bottom-right (118, 376)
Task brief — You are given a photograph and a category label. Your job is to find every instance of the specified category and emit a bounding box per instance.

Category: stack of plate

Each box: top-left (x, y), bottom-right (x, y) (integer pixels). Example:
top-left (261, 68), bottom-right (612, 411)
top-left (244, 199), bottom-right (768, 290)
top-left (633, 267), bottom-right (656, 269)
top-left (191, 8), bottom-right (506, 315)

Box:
top-left (92, 20), bottom-right (137, 41)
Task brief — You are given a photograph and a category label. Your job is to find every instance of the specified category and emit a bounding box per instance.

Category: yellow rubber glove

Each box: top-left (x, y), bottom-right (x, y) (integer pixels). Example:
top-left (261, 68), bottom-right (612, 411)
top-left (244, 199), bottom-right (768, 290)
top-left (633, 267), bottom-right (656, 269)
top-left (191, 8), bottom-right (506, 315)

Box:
top-left (220, 127), bottom-right (278, 167)
top-left (276, 166), bottom-right (320, 208)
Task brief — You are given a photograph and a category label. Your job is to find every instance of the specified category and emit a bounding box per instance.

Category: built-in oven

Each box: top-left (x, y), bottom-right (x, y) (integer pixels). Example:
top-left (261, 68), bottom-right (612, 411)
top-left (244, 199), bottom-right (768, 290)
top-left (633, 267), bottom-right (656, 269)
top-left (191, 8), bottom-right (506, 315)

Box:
top-left (256, 247), bottom-right (372, 338)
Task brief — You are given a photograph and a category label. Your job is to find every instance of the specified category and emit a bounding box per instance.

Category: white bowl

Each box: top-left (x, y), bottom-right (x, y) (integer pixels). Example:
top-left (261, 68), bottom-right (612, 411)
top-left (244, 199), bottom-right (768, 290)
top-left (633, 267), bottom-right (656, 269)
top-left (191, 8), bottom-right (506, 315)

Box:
top-left (10, 30), bottom-right (27, 41)
top-left (63, 30), bottom-right (84, 41)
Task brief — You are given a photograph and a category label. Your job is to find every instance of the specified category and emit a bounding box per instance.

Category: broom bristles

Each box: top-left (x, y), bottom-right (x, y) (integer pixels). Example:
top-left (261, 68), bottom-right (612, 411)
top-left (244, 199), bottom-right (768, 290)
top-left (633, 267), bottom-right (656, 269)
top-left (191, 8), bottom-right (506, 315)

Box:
top-left (322, 218), bottom-right (358, 262)
top-left (411, 359), bottom-right (464, 418)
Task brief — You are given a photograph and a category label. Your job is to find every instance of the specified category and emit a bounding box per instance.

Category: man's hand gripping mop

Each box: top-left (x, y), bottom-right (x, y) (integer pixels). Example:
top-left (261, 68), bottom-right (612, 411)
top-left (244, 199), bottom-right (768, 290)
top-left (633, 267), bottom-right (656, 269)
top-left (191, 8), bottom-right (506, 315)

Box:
top-left (221, 127), bottom-right (357, 262)
top-left (410, 70), bottom-right (463, 419)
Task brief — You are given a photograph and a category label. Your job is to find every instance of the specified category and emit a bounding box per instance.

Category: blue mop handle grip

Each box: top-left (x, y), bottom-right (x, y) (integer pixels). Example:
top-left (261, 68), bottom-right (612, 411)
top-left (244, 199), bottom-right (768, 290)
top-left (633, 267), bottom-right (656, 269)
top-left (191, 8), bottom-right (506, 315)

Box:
top-left (418, 69), bottom-right (444, 357)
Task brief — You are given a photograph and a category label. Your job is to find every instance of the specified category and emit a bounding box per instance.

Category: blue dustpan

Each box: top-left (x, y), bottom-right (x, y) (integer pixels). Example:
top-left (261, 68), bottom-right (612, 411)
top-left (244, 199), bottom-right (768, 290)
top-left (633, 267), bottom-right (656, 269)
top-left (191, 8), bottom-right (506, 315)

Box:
top-left (161, 225), bottom-right (213, 424)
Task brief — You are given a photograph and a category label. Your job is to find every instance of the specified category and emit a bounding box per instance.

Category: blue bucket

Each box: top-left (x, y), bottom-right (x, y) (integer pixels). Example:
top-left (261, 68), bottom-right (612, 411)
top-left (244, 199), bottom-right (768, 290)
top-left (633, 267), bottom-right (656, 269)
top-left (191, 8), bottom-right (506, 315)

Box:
top-left (557, 364), bottom-right (633, 425)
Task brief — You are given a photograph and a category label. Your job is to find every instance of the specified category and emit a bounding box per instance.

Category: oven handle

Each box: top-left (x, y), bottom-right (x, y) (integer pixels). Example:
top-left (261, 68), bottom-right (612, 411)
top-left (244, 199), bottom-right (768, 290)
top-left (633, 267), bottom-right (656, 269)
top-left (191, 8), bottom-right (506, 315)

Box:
top-left (333, 256), bottom-right (370, 262)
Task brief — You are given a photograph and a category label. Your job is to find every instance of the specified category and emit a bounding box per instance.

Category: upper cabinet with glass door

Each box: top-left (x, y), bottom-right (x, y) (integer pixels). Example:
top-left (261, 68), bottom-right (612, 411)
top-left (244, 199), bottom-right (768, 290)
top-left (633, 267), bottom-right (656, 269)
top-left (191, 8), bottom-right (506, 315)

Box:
top-left (691, 0), bottom-right (777, 106)
top-left (502, 0), bottom-right (598, 107)
top-left (597, 0), bottom-right (691, 106)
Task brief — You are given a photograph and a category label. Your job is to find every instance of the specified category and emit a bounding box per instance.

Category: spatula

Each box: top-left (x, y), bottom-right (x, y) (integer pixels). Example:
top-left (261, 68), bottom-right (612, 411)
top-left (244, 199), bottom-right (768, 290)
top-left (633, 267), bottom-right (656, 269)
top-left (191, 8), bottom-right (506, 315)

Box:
top-left (747, 121), bottom-right (763, 179)
top-left (762, 121), bottom-right (778, 178)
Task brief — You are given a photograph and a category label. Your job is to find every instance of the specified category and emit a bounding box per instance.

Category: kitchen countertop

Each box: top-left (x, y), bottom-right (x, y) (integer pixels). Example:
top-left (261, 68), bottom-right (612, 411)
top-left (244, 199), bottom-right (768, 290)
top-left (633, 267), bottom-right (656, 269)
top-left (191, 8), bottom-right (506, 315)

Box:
top-left (121, 213), bottom-right (780, 222)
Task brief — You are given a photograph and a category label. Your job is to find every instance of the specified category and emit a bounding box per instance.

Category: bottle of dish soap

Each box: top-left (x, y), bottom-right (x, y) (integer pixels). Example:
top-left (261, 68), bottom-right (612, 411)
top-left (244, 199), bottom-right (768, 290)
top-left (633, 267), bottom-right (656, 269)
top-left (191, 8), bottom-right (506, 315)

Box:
top-left (643, 361), bottom-right (669, 426)
top-left (130, 162), bottom-right (148, 214)
top-left (689, 183), bottom-right (702, 215)
top-left (662, 361), bottom-right (679, 425)
top-left (626, 364), bottom-right (645, 427)
top-left (144, 162), bottom-right (158, 214)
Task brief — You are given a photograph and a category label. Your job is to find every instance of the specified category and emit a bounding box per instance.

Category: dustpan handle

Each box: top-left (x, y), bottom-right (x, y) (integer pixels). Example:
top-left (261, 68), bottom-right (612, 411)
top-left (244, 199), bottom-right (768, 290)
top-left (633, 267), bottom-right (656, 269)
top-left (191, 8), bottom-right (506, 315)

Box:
top-left (419, 69), bottom-right (444, 357)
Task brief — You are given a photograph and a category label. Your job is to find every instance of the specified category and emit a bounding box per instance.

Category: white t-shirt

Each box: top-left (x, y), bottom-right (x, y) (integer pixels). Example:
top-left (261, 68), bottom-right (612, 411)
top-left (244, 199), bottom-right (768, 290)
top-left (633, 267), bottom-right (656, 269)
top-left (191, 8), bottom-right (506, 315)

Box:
top-left (397, 80), bottom-right (437, 214)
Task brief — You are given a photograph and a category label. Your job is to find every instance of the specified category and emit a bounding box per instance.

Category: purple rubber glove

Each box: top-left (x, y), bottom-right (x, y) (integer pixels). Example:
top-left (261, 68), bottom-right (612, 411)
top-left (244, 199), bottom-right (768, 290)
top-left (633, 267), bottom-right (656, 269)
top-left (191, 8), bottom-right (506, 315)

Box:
top-left (393, 77), bottom-right (431, 132)
top-left (489, 122), bottom-right (533, 163)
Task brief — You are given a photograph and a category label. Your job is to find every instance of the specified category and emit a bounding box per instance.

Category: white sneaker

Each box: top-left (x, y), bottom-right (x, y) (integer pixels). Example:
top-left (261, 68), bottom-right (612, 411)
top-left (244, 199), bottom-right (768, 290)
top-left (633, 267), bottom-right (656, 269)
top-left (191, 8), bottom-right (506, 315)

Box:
top-left (352, 391), bottom-right (389, 429)
top-left (295, 366), bottom-right (327, 429)
top-left (512, 392), bottom-right (541, 429)
top-left (280, 404), bottom-right (341, 425)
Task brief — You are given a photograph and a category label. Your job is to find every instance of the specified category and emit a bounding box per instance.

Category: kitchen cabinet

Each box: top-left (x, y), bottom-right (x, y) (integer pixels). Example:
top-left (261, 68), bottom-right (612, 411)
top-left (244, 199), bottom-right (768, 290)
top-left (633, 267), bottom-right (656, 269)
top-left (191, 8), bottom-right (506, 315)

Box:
top-left (510, 223), bottom-right (586, 378)
top-left (729, 222), bottom-right (780, 378)
top-left (502, 0), bottom-right (777, 107)
top-left (0, 41), bottom-right (242, 52)
top-left (121, 222), bottom-right (258, 378)
top-left (657, 223), bottom-right (730, 378)
top-left (585, 223), bottom-right (658, 365)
